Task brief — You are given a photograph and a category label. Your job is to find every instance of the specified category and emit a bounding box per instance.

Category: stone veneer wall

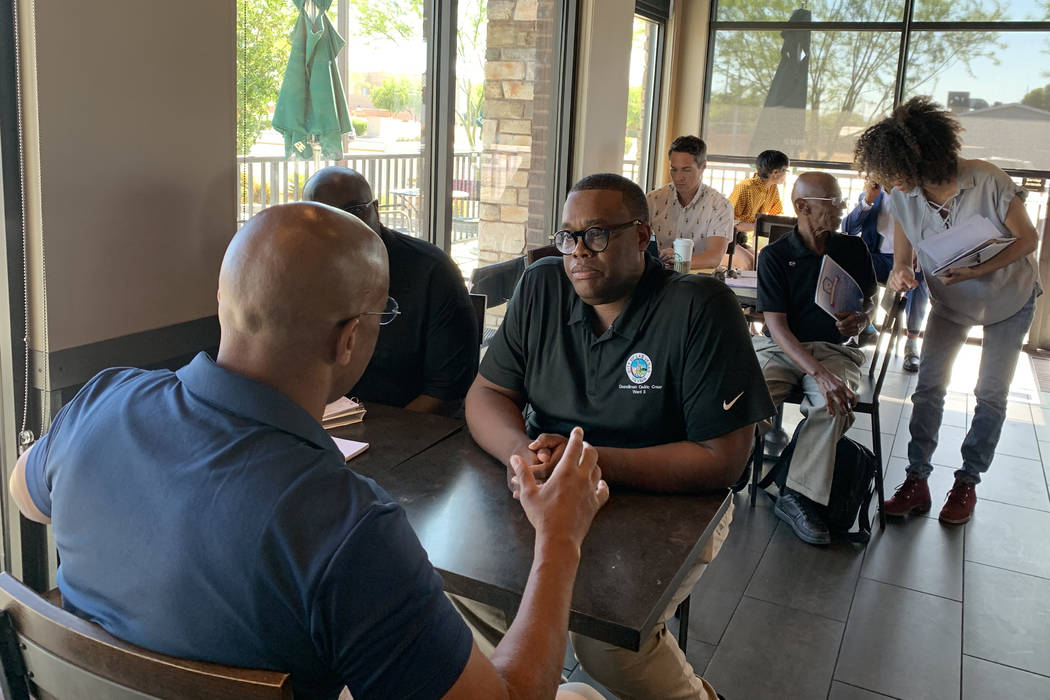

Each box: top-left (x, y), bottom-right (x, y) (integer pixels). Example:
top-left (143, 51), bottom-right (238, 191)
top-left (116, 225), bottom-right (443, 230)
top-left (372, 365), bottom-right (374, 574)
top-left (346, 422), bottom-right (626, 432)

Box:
top-left (477, 0), bottom-right (555, 269)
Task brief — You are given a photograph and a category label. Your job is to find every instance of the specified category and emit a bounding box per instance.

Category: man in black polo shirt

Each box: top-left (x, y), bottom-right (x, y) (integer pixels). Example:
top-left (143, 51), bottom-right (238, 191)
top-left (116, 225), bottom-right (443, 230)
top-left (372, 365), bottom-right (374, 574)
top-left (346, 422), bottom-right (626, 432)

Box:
top-left (462, 173), bottom-right (775, 700)
top-left (303, 167), bottom-right (477, 415)
top-left (754, 172), bottom-right (877, 546)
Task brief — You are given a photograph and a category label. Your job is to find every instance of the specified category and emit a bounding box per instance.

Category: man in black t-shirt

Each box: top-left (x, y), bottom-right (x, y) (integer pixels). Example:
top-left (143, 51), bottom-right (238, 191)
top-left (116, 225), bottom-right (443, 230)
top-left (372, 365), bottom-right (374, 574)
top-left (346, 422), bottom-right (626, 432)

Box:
top-left (754, 172), bottom-right (877, 546)
top-left (463, 173), bottom-right (775, 700)
top-left (303, 167), bottom-right (478, 415)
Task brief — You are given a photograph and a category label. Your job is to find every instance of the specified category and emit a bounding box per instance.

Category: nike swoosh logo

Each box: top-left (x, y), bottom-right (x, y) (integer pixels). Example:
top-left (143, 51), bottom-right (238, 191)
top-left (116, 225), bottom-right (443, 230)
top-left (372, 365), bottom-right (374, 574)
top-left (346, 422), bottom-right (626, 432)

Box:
top-left (723, 392), bottom-right (744, 411)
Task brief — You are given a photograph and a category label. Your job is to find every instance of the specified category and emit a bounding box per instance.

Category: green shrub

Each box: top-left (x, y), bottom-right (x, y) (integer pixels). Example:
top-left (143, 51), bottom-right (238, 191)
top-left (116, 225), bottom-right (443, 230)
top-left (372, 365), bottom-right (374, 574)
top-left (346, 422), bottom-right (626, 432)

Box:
top-left (351, 117), bottom-right (368, 136)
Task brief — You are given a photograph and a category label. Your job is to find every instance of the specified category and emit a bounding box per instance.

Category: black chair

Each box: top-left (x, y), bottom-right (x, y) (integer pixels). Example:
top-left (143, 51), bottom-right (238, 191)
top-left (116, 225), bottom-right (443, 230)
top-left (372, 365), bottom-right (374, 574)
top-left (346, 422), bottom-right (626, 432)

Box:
top-left (753, 214), bottom-right (796, 252)
top-left (744, 293), bottom-right (907, 528)
top-left (0, 573), bottom-right (292, 700)
top-left (468, 292), bottom-right (487, 348)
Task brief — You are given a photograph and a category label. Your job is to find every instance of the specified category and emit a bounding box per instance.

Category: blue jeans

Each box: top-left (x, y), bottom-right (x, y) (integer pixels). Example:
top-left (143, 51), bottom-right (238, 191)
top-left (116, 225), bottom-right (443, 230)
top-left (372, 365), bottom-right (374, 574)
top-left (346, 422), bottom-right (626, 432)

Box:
top-left (905, 272), bottom-right (928, 336)
top-left (907, 293), bottom-right (1036, 484)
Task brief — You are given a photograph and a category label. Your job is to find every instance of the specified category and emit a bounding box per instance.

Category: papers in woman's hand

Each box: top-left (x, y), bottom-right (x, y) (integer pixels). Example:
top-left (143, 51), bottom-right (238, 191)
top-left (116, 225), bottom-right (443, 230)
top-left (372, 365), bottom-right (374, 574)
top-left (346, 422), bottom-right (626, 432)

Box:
top-left (815, 255), bottom-right (863, 319)
top-left (917, 215), bottom-right (1016, 276)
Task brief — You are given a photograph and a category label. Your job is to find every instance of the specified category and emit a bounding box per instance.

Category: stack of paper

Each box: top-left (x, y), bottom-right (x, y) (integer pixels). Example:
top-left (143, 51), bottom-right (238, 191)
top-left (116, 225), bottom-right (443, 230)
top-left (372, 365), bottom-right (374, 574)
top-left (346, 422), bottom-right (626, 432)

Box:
top-left (332, 436), bottom-right (369, 462)
top-left (322, 397), bottom-right (366, 428)
top-left (917, 215), bottom-right (1016, 276)
top-left (814, 255), bottom-right (863, 319)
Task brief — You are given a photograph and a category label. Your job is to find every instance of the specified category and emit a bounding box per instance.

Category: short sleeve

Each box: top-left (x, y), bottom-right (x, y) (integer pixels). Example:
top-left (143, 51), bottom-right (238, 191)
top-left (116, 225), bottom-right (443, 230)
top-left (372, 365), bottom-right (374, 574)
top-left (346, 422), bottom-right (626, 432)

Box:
top-left (989, 166), bottom-right (1026, 224)
top-left (23, 369), bottom-right (128, 518)
top-left (756, 245), bottom-right (788, 313)
top-left (681, 287), bottom-right (776, 441)
top-left (421, 258), bottom-right (479, 401)
top-left (712, 196), bottom-right (734, 239)
top-left (315, 504), bottom-right (473, 699)
top-left (479, 273), bottom-right (530, 393)
top-left (728, 181), bottom-right (747, 218)
top-left (767, 190), bottom-right (783, 216)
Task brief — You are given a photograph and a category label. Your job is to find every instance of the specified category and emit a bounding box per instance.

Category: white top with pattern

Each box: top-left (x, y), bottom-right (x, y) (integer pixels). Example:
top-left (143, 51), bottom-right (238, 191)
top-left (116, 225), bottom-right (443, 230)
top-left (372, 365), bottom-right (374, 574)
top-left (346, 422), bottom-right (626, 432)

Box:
top-left (646, 182), bottom-right (734, 250)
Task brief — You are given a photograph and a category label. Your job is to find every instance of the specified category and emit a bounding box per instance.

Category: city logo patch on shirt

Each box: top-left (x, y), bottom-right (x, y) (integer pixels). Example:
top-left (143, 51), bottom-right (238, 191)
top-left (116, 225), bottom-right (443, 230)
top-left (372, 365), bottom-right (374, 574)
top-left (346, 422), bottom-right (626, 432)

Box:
top-left (626, 353), bottom-right (653, 384)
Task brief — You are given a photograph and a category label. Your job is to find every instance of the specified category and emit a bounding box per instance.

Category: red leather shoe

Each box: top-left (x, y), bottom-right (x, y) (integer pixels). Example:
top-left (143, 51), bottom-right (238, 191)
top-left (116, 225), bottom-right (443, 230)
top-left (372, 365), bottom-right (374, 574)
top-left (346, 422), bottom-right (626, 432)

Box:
top-left (939, 480), bottom-right (977, 524)
top-left (884, 476), bottom-right (931, 517)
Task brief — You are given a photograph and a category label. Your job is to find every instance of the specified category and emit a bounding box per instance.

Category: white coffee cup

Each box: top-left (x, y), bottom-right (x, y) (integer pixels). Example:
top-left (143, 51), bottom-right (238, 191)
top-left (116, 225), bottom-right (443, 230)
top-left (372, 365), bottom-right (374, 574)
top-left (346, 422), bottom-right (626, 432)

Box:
top-left (673, 237), bottom-right (694, 264)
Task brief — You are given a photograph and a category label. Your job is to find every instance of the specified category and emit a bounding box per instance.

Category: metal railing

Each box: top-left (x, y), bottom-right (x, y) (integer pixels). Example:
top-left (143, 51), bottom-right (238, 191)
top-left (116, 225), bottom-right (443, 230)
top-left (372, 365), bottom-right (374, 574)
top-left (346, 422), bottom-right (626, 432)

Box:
top-left (238, 152), bottom-right (482, 242)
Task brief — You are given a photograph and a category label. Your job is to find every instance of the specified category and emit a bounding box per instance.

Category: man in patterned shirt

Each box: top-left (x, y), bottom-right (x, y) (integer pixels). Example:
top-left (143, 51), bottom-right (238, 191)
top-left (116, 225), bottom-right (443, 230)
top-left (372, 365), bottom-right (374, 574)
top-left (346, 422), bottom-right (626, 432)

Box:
top-left (645, 135), bottom-right (734, 269)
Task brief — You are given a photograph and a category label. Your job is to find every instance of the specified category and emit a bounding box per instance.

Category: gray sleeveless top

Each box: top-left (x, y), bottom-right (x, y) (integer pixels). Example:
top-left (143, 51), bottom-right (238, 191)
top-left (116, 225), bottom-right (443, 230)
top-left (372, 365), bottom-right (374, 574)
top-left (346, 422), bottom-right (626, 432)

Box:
top-left (889, 159), bottom-right (1040, 326)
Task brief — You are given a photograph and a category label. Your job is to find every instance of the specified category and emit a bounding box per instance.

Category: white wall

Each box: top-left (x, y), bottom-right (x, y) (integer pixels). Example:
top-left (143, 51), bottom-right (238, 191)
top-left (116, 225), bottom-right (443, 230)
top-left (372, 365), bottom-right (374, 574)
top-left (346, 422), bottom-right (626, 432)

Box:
top-left (572, 0), bottom-right (636, 181)
top-left (21, 0), bottom-right (235, 353)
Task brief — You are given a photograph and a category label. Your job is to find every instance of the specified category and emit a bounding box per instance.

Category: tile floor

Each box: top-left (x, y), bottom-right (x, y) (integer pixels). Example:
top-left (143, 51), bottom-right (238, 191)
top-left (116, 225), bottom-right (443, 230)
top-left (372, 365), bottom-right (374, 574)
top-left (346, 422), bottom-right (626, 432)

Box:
top-left (565, 344), bottom-right (1050, 699)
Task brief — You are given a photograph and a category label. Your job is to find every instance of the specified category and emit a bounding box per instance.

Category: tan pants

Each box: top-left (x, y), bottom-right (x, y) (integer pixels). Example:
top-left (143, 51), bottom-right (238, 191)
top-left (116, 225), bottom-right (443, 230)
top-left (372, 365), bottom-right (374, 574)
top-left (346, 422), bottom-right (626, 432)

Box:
top-left (449, 504), bottom-right (733, 700)
top-left (752, 336), bottom-right (864, 506)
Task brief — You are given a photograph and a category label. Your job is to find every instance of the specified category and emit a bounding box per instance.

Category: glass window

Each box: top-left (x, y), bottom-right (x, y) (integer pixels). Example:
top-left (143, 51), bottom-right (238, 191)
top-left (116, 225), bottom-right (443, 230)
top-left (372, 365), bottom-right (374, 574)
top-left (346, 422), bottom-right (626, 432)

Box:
top-left (623, 16), bottom-right (661, 190)
top-left (912, 0), bottom-right (1050, 22)
top-left (706, 30), bottom-right (900, 161)
top-left (236, 0), bottom-right (431, 233)
top-left (904, 31), bottom-right (1050, 171)
top-left (715, 0), bottom-right (906, 23)
top-left (456, 0), bottom-right (562, 283)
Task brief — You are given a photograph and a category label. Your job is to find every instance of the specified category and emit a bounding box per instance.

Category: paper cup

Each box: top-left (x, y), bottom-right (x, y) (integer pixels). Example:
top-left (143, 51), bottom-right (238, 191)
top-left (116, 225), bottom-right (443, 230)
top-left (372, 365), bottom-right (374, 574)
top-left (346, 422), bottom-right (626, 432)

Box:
top-left (673, 260), bottom-right (690, 274)
top-left (673, 238), bottom-right (694, 263)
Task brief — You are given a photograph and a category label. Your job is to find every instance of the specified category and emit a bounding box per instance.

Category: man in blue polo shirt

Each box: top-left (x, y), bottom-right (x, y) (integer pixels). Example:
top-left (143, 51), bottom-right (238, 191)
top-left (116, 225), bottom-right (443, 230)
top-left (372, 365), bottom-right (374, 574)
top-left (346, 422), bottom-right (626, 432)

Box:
top-left (8, 203), bottom-right (609, 700)
top-left (460, 173), bottom-right (775, 700)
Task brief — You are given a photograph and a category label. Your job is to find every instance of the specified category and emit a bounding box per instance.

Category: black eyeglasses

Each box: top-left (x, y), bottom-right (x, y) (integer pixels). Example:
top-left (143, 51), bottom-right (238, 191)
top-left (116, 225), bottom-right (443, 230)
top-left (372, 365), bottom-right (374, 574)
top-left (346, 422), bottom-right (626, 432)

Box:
top-left (552, 219), bottom-right (642, 254)
top-left (361, 296), bottom-right (400, 325)
top-left (340, 198), bottom-right (377, 217)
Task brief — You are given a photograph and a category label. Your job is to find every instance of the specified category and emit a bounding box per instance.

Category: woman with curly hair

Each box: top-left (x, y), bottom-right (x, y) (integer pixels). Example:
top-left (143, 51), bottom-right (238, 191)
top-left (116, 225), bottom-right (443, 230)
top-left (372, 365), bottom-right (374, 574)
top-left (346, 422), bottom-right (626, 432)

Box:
top-left (853, 96), bottom-right (1041, 525)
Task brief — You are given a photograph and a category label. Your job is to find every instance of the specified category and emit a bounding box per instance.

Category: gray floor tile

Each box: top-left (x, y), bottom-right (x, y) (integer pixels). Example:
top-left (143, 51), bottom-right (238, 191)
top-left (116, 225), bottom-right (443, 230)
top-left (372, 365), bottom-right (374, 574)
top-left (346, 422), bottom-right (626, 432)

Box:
top-left (828, 681), bottom-right (896, 699)
top-left (1034, 406), bottom-right (1050, 442)
top-left (965, 499), bottom-right (1050, 579)
top-left (994, 419), bottom-right (1039, 459)
top-left (745, 523), bottom-right (865, 621)
top-left (861, 514), bottom-right (964, 600)
top-left (563, 636), bottom-right (576, 674)
top-left (686, 639), bottom-right (717, 678)
top-left (976, 452), bottom-right (1050, 511)
top-left (1039, 440), bottom-right (1050, 469)
top-left (962, 655), bottom-right (1050, 700)
top-left (964, 562), bottom-right (1050, 677)
top-left (1005, 401), bottom-right (1034, 424)
top-left (723, 492), bottom-right (780, 553)
top-left (686, 529), bottom-right (767, 645)
top-left (891, 422), bottom-right (966, 467)
top-left (845, 427), bottom-right (894, 458)
top-left (849, 397), bottom-right (905, 435)
top-left (705, 596), bottom-right (843, 700)
top-left (835, 578), bottom-right (961, 700)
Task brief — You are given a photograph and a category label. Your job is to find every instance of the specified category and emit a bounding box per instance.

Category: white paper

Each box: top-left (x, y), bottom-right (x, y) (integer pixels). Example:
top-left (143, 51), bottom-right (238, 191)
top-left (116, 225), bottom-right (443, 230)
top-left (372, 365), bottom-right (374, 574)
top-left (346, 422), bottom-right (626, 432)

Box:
top-left (917, 216), bottom-right (1016, 276)
top-left (323, 396), bottom-right (363, 421)
top-left (814, 255), bottom-right (863, 319)
top-left (332, 437), bottom-right (369, 462)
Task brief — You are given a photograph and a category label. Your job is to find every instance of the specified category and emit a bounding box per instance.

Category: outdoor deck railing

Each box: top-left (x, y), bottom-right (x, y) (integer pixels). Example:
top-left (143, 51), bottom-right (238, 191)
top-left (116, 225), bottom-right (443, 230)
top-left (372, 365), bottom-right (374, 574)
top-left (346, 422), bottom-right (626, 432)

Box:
top-left (238, 152), bottom-right (482, 242)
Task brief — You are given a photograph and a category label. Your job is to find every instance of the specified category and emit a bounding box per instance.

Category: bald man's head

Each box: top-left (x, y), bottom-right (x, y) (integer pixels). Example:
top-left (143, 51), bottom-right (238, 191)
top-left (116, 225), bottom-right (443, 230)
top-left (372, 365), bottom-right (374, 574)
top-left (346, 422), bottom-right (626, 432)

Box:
top-left (218, 203), bottom-right (388, 395)
top-left (791, 171), bottom-right (845, 236)
top-left (302, 166), bottom-right (382, 235)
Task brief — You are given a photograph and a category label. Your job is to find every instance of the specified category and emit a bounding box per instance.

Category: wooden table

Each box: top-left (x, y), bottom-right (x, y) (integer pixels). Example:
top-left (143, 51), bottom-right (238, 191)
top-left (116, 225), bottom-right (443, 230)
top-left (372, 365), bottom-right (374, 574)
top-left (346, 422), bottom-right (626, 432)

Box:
top-left (348, 424), bottom-right (731, 651)
top-left (328, 403), bottom-right (464, 472)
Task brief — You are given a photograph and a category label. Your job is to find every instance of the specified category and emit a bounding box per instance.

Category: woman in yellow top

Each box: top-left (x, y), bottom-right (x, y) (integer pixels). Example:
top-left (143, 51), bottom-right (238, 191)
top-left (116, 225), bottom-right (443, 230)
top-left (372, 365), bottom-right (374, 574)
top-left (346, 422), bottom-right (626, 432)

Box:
top-left (726, 150), bottom-right (790, 270)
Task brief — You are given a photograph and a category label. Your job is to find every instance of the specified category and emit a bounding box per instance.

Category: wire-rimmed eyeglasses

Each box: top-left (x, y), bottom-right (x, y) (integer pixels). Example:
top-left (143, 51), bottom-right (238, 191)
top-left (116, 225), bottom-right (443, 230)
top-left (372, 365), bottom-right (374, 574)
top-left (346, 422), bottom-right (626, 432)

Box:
top-left (339, 198), bottom-right (378, 217)
top-left (360, 296), bottom-right (400, 325)
top-left (801, 196), bottom-right (847, 207)
top-left (552, 219), bottom-right (642, 255)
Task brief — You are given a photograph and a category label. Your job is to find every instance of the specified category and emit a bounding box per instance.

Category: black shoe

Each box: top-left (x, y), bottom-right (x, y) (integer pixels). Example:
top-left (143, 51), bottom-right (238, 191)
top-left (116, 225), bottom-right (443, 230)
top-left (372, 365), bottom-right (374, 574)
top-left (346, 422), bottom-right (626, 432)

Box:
top-left (903, 350), bottom-right (920, 373)
top-left (858, 326), bottom-right (878, 347)
top-left (774, 489), bottom-right (830, 545)
top-left (765, 427), bottom-right (791, 451)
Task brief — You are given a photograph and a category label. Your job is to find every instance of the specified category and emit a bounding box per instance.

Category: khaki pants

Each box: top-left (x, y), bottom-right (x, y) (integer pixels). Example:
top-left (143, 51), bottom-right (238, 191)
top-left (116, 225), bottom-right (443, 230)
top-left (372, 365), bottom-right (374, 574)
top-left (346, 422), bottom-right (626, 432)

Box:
top-left (449, 503), bottom-right (733, 700)
top-left (752, 336), bottom-right (864, 506)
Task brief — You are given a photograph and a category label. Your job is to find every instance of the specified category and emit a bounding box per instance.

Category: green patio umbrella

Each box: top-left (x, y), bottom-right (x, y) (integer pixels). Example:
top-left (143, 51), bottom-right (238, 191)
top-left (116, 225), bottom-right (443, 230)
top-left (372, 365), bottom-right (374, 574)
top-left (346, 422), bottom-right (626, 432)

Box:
top-left (272, 0), bottom-right (352, 161)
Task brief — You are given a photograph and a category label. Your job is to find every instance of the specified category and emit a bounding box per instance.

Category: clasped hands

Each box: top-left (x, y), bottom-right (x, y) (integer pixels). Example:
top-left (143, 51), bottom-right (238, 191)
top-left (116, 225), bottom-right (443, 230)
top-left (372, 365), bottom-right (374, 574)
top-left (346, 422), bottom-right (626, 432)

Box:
top-left (506, 432), bottom-right (575, 496)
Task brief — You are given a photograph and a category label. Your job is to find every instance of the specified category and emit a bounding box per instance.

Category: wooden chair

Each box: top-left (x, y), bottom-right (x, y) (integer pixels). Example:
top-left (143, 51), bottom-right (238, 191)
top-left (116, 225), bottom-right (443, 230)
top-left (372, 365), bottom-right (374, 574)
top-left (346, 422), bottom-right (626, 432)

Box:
top-left (0, 573), bottom-right (292, 700)
top-left (743, 294), bottom-right (907, 528)
top-left (526, 244), bottom-right (559, 265)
